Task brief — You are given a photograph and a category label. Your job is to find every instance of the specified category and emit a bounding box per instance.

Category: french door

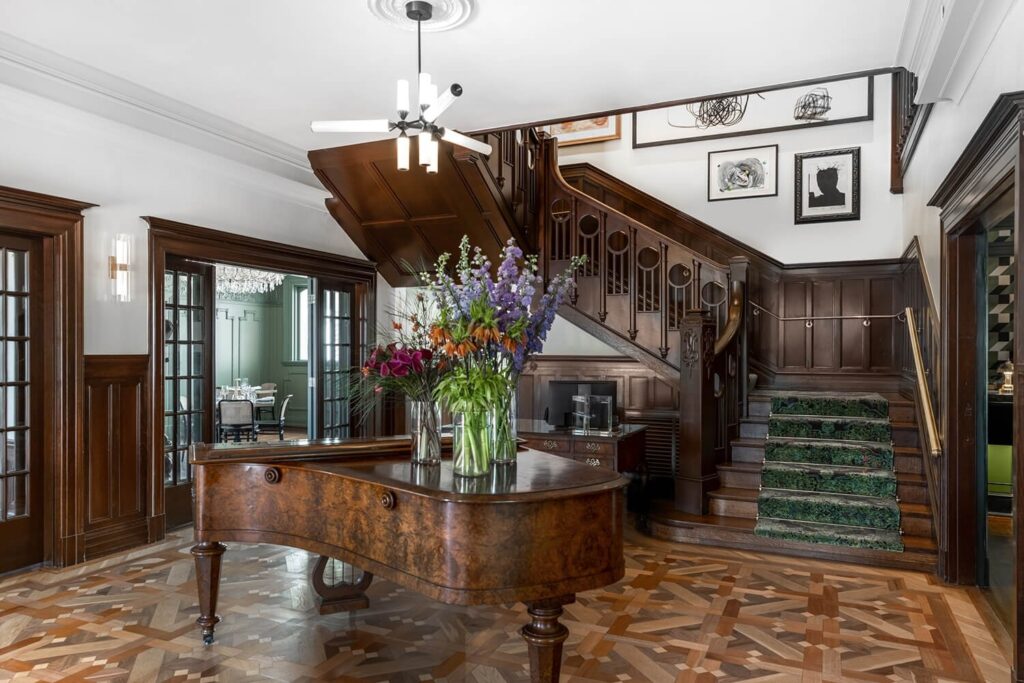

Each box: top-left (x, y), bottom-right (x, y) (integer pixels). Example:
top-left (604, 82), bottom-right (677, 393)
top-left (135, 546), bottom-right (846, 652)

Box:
top-left (314, 279), bottom-right (356, 438)
top-left (162, 257), bottom-right (214, 528)
top-left (0, 236), bottom-right (42, 573)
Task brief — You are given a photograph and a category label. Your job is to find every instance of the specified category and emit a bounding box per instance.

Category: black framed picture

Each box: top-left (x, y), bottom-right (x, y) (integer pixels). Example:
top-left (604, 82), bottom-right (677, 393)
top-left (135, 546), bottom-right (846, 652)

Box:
top-left (794, 147), bottom-right (860, 223)
top-left (707, 144), bottom-right (778, 202)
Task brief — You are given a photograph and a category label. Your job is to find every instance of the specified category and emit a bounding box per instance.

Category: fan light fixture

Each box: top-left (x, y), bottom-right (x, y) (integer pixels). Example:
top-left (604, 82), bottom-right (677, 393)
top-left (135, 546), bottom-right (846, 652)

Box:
top-left (311, 0), bottom-right (491, 173)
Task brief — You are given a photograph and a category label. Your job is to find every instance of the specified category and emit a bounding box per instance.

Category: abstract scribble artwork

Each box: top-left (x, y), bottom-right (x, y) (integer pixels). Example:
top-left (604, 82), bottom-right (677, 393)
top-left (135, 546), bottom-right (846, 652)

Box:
top-left (707, 145), bottom-right (778, 201)
top-left (794, 147), bottom-right (861, 223)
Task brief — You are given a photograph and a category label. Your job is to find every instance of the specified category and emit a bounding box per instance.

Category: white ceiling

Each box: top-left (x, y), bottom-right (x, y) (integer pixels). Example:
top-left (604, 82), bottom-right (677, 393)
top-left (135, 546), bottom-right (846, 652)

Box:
top-left (0, 0), bottom-right (910, 153)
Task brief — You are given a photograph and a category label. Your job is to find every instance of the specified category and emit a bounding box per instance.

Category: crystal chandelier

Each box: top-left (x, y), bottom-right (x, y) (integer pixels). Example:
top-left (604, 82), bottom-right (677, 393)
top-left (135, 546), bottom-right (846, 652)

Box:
top-left (310, 1), bottom-right (492, 173)
top-left (216, 266), bottom-right (286, 296)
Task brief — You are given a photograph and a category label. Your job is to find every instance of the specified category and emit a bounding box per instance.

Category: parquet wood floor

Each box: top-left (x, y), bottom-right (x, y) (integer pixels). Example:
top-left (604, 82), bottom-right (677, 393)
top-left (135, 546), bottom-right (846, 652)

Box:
top-left (0, 529), bottom-right (1010, 682)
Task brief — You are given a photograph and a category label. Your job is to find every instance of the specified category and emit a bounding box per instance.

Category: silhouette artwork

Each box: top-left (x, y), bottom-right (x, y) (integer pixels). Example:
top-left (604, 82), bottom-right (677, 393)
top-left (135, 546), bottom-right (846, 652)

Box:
top-left (807, 165), bottom-right (845, 208)
top-left (794, 147), bottom-right (860, 223)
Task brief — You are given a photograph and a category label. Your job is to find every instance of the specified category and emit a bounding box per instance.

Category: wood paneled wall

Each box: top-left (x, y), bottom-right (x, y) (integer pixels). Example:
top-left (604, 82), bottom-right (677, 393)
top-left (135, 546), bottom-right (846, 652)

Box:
top-left (83, 355), bottom-right (152, 559)
top-left (750, 261), bottom-right (905, 388)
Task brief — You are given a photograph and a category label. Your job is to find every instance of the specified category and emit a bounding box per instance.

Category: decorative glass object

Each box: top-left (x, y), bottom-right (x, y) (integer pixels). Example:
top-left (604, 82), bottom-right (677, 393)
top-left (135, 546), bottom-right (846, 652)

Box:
top-left (452, 410), bottom-right (492, 477)
top-left (491, 388), bottom-right (518, 464)
top-left (572, 394), bottom-right (614, 434)
top-left (409, 400), bottom-right (441, 465)
top-left (998, 361), bottom-right (1014, 395)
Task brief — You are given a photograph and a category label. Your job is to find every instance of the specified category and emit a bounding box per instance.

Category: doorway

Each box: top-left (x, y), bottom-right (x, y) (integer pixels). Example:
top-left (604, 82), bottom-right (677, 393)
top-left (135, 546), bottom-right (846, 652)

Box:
top-left (0, 236), bottom-right (43, 573)
top-left (148, 218), bottom-right (377, 530)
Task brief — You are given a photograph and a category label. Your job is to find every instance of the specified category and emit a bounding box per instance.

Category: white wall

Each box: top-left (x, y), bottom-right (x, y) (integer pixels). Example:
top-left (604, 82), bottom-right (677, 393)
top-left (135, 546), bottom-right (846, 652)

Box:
top-left (557, 74), bottom-right (904, 265)
top-left (540, 315), bottom-right (621, 356)
top-left (0, 82), bottom-right (380, 355)
top-left (901, 1), bottom-right (1024, 304)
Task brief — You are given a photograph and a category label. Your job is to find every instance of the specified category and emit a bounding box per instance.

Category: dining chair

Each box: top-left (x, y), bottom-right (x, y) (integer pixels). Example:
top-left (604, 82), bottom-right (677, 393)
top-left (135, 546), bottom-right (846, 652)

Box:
top-left (254, 383), bottom-right (278, 420)
top-left (217, 399), bottom-right (256, 443)
top-left (257, 394), bottom-right (293, 440)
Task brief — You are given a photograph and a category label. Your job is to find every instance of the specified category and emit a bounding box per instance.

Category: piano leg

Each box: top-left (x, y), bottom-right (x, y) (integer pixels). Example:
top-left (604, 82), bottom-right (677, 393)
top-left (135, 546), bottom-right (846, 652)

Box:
top-left (521, 595), bottom-right (573, 683)
top-left (191, 541), bottom-right (226, 645)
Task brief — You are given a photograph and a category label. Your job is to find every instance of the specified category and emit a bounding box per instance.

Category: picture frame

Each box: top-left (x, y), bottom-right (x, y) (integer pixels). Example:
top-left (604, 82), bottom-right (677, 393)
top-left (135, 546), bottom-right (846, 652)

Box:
top-left (541, 115), bottom-right (621, 147)
top-left (707, 144), bottom-right (778, 202)
top-left (794, 147), bottom-right (861, 223)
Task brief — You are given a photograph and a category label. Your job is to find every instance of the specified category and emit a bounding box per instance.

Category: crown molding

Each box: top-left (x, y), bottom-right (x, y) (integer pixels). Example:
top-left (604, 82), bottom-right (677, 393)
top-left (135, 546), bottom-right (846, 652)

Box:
top-left (0, 31), bottom-right (323, 191)
top-left (896, 0), bottom-right (1014, 105)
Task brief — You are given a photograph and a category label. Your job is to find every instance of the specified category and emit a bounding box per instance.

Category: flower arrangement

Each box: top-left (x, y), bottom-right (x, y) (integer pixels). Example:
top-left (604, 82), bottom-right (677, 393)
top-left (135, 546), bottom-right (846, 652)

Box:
top-left (422, 236), bottom-right (585, 474)
top-left (357, 291), bottom-right (445, 463)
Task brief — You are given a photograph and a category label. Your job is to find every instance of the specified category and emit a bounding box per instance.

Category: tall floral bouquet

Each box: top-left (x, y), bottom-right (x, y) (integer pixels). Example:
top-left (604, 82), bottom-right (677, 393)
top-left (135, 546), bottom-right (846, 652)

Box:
top-left (355, 290), bottom-right (445, 463)
top-left (422, 236), bottom-right (585, 473)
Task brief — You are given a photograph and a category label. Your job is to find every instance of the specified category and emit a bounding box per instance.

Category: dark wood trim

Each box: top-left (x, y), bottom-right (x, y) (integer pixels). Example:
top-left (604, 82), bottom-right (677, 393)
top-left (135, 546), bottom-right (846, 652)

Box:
top-left (1013, 113), bottom-right (1024, 683)
top-left (469, 67), bottom-right (896, 136)
top-left (0, 185), bottom-right (88, 567)
top-left (83, 354), bottom-right (151, 559)
top-left (146, 217), bottom-right (377, 541)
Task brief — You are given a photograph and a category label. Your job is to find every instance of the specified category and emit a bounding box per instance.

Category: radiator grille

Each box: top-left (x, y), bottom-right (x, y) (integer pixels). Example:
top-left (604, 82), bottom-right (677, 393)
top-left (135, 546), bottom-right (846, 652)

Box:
top-left (625, 409), bottom-right (677, 478)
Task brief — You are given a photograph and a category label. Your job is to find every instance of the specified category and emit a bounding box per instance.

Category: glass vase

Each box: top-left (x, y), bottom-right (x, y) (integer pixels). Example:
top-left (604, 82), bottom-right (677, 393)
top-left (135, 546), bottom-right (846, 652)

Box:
top-left (409, 400), bottom-right (441, 466)
top-left (491, 387), bottom-right (518, 464)
top-left (452, 410), bottom-right (492, 477)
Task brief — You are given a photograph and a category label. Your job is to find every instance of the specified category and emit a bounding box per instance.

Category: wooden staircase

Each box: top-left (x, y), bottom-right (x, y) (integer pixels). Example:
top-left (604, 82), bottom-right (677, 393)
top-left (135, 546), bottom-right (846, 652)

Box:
top-left (310, 127), bottom-right (940, 573)
top-left (649, 391), bottom-right (938, 571)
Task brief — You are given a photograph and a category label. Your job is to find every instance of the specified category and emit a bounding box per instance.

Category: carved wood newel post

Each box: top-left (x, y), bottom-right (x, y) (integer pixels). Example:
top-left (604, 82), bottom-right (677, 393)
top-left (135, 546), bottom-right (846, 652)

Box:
top-left (676, 309), bottom-right (719, 514)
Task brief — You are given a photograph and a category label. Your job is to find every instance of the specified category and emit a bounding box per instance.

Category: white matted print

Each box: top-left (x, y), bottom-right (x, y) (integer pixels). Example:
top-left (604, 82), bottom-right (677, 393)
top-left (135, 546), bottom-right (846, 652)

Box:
top-left (794, 147), bottom-right (860, 223)
top-left (541, 116), bottom-right (620, 146)
top-left (707, 144), bottom-right (778, 201)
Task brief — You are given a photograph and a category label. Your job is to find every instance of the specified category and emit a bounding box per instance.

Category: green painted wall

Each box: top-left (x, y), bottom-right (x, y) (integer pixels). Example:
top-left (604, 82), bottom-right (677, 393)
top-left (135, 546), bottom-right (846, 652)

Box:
top-left (215, 275), bottom-right (310, 429)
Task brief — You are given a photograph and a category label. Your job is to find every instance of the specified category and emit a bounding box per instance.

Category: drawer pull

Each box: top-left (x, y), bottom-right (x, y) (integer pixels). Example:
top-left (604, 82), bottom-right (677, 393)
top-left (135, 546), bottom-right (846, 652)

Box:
top-left (380, 490), bottom-right (396, 510)
top-left (586, 457), bottom-right (601, 467)
top-left (542, 439), bottom-right (560, 450)
top-left (264, 467), bottom-right (282, 484)
top-left (583, 442), bottom-right (601, 453)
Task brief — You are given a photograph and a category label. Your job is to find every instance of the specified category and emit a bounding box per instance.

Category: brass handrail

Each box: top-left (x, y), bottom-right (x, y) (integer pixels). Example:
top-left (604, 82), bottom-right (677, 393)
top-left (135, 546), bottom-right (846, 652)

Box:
top-left (750, 301), bottom-right (907, 327)
top-left (905, 306), bottom-right (942, 458)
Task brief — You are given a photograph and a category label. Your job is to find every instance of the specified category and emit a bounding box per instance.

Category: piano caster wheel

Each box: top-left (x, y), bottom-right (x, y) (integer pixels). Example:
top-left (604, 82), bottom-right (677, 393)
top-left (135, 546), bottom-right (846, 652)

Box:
top-left (202, 632), bottom-right (214, 646)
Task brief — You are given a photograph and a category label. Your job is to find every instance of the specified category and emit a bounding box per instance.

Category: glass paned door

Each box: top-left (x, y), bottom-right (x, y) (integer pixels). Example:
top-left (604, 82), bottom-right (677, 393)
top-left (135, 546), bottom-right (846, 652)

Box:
top-left (163, 257), bottom-right (213, 528)
top-left (315, 281), bottom-right (355, 439)
top-left (0, 236), bottom-right (42, 573)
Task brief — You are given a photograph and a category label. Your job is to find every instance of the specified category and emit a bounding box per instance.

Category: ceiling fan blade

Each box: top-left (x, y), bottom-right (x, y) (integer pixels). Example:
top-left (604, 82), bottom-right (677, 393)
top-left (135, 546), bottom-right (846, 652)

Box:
top-left (310, 119), bottom-right (391, 133)
top-left (439, 128), bottom-right (492, 156)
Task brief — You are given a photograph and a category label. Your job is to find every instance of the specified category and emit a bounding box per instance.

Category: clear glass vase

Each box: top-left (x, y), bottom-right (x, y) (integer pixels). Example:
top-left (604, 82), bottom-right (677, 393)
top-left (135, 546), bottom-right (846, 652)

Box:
top-left (491, 387), bottom-right (518, 464)
top-left (409, 400), bottom-right (441, 466)
top-left (452, 410), bottom-right (492, 477)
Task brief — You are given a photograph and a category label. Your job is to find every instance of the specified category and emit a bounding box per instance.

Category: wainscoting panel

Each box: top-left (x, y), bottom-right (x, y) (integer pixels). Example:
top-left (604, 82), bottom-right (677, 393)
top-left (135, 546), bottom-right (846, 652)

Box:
top-left (83, 355), bottom-right (150, 560)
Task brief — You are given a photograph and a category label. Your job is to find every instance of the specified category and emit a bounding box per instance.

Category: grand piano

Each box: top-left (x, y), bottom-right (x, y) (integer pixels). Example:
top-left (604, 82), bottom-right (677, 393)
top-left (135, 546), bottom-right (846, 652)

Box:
top-left (189, 436), bottom-right (627, 682)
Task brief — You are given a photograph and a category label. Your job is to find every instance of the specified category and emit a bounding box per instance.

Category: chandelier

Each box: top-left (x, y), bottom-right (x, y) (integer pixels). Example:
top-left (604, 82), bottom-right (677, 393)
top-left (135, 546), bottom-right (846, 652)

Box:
top-left (216, 266), bottom-right (286, 296)
top-left (310, 1), bottom-right (492, 173)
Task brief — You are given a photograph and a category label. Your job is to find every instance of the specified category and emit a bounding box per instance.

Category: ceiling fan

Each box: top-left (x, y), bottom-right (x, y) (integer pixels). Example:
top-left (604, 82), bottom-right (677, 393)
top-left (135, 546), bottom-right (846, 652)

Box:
top-left (310, 0), bottom-right (492, 173)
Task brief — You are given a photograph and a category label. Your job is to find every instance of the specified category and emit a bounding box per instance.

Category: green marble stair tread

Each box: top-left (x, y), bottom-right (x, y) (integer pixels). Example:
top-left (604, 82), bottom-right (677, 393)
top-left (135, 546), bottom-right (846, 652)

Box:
top-left (758, 489), bottom-right (901, 530)
top-left (754, 517), bottom-right (904, 552)
top-left (770, 392), bottom-right (888, 419)
top-left (765, 438), bottom-right (894, 469)
top-left (768, 414), bottom-right (891, 443)
top-left (761, 462), bottom-right (897, 498)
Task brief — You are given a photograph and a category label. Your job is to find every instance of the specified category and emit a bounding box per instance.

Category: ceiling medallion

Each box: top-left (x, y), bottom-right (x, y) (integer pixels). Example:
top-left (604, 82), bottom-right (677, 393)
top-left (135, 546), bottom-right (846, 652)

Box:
top-left (366, 0), bottom-right (473, 32)
top-left (312, 1), bottom-right (492, 174)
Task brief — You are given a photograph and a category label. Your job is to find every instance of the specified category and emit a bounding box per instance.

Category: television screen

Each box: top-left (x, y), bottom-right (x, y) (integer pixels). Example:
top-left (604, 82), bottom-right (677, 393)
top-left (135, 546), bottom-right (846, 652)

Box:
top-left (545, 380), bottom-right (617, 429)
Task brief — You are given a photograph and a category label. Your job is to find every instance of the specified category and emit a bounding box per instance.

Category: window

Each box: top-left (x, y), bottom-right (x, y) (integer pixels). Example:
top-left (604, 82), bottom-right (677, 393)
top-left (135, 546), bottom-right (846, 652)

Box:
top-left (293, 285), bottom-right (309, 362)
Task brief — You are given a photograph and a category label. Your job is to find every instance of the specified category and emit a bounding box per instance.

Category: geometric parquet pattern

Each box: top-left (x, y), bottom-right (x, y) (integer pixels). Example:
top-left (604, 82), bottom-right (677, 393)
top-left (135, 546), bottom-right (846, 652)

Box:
top-left (0, 529), bottom-right (1010, 682)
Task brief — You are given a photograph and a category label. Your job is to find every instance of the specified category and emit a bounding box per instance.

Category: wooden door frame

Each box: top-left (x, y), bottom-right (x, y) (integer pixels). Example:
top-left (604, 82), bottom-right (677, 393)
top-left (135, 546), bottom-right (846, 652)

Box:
top-left (929, 92), bottom-right (1024, 679)
top-left (0, 185), bottom-right (89, 568)
top-left (146, 217), bottom-right (377, 537)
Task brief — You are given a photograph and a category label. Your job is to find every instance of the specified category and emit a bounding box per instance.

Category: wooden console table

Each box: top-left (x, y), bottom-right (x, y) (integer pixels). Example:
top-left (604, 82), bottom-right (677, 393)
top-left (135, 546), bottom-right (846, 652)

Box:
top-left (517, 419), bottom-right (647, 473)
top-left (189, 437), bottom-right (627, 682)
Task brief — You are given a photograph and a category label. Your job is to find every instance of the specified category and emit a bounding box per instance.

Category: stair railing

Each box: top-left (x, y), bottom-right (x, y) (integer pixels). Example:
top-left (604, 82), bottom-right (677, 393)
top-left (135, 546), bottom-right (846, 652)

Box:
top-left (536, 131), bottom-right (732, 371)
top-left (905, 305), bottom-right (943, 551)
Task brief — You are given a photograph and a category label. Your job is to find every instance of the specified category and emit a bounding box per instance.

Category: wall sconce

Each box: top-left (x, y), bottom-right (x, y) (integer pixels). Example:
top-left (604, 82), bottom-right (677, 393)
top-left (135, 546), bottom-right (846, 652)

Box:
top-left (109, 233), bottom-right (131, 303)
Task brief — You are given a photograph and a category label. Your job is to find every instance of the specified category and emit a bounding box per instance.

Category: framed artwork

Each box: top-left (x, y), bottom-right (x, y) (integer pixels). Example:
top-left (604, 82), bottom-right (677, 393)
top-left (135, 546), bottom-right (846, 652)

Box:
top-left (542, 115), bottom-right (620, 146)
top-left (794, 147), bottom-right (861, 223)
top-left (707, 144), bottom-right (778, 201)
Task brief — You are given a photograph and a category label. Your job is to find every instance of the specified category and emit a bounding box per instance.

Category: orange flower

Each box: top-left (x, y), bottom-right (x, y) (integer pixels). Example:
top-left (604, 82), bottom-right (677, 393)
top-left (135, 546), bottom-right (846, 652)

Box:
top-left (430, 325), bottom-right (449, 346)
top-left (501, 335), bottom-right (519, 353)
top-left (443, 341), bottom-right (457, 356)
top-left (392, 321), bottom-right (402, 330)
top-left (361, 366), bottom-right (371, 376)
